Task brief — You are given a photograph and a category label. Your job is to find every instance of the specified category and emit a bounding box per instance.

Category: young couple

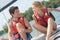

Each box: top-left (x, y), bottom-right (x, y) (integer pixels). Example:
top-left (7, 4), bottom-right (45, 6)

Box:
top-left (1, 1), bottom-right (60, 40)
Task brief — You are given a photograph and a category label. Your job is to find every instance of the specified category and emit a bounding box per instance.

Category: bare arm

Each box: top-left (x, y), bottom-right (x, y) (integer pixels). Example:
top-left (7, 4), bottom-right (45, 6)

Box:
top-left (48, 8), bottom-right (60, 12)
top-left (8, 22), bottom-right (13, 40)
top-left (16, 23), bottom-right (27, 40)
top-left (32, 15), bottom-right (47, 34)
top-left (24, 18), bottom-right (32, 33)
top-left (16, 18), bottom-right (32, 33)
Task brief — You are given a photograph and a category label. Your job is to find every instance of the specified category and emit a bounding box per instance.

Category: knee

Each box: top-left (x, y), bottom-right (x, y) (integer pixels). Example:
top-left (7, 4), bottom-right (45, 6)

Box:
top-left (48, 18), bottom-right (52, 22)
top-left (19, 29), bottom-right (25, 34)
top-left (16, 23), bottom-right (22, 27)
top-left (48, 18), bottom-right (53, 24)
top-left (16, 23), bottom-right (25, 33)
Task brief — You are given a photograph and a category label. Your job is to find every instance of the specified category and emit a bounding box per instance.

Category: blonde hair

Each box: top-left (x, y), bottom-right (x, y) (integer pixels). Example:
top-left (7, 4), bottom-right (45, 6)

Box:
top-left (32, 1), bottom-right (43, 8)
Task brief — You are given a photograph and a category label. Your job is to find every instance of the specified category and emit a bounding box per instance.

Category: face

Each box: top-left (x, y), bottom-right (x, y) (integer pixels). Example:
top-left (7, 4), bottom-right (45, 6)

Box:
top-left (12, 9), bottom-right (20, 18)
top-left (32, 5), bottom-right (40, 13)
top-left (32, 5), bottom-right (44, 17)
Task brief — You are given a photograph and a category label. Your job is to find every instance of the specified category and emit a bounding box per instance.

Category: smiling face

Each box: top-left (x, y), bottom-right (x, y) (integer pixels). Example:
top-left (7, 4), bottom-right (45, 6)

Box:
top-left (32, 1), bottom-right (44, 17)
top-left (9, 6), bottom-right (20, 18)
top-left (32, 5), bottom-right (41, 14)
top-left (12, 9), bottom-right (20, 18)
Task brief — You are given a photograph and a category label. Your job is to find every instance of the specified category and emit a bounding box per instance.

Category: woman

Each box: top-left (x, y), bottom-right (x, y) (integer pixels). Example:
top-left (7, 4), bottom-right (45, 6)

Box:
top-left (8, 6), bottom-right (32, 40)
top-left (32, 1), bottom-right (60, 40)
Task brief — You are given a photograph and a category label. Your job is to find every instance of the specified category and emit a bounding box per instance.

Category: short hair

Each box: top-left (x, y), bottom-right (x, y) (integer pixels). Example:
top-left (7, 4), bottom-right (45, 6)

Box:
top-left (9, 6), bottom-right (18, 15)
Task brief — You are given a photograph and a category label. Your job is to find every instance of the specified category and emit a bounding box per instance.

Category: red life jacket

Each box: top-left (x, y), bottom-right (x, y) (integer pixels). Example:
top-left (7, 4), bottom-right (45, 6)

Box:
top-left (12, 16), bottom-right (26, 39)
top-left (34, 8), bottom-right (52, 27)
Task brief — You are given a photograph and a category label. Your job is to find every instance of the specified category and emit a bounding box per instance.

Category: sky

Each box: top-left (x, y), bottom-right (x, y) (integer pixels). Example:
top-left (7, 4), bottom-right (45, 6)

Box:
top-left (0, 0), bottom-right (49, 31)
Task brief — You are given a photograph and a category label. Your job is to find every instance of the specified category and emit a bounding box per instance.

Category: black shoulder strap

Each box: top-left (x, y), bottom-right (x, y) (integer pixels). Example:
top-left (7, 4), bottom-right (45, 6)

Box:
top-left (49, 12), bottom-right (55, 21)
top-left (45, 8), bottom-right (55, 21)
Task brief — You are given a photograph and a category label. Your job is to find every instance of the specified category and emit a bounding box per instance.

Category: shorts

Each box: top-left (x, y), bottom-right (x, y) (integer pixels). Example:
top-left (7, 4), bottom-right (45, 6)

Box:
top-left (14, 33), bottom-right (32, 40)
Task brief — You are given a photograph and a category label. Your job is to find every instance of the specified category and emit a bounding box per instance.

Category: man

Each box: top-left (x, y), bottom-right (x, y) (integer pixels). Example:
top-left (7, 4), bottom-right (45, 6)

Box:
top-left (8, 6), bottom-right (32, 40)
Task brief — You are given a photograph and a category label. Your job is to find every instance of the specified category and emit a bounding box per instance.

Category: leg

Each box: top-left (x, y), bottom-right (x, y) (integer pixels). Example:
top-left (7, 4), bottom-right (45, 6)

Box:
top-left (46, 18), bottom-right (57, 40)
top-left (33, 22), bottom-right (47, 35)
top-left (0, 38), bottom-right (8, 40)
top-left (16, 23), bottom-right (27, 40)
top-left (19, 31), bottom-right (27, 40)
